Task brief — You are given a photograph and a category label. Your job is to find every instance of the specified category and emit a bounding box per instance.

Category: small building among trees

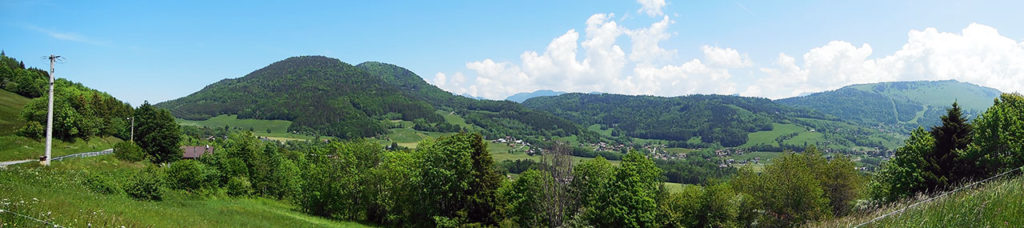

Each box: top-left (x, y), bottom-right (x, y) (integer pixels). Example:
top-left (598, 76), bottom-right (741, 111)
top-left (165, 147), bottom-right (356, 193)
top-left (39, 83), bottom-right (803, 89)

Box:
top-left (181, 145), bottom-right (214, 159)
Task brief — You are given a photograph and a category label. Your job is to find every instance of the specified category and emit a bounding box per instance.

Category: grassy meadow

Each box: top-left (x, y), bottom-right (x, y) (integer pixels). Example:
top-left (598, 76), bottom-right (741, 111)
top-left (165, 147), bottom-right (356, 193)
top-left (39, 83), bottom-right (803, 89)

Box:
top-left (742, 123), bottom-right (822, 148)
top-left (0, 90), bottom-right (30, 135)
top-left (176, 115), bottom-right (329, 142)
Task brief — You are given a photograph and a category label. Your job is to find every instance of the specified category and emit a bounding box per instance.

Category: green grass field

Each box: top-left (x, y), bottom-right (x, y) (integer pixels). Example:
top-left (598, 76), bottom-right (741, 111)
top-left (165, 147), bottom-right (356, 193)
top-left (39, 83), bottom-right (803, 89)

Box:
top-left (743, 123), bottom-right (805, 147)
top-left (437, 110), bottom-right (476, 130)
top-left (586, 124), bottom-right (614, 137)
top-left (0, 135), bottom-right (121, 161)
top-left (0, 90), bottom-right (31, 135)
top-left (663, 182), bottom-right (692, 193)
top-left (176, 115), bottom-right (328, 141)
top-left (487, 141), bottom-right (621, 166)
top-left (381, 127), bottom-right (449, 149)
top-left (727, 152), bottom-right (781, 173)
top-left (0, 156), bottom-right (370, 227)
top-left (783, 131), bottom-right (825, 146)
top-left (380, 126), bottom-right (621, 165)
top-left (743, 123), bottom-right (829, 149)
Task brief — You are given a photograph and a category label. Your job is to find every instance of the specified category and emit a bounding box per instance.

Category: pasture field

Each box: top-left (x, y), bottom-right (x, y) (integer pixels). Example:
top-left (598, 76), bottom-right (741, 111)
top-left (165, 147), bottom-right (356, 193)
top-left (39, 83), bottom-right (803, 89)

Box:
top-left (176, 115), bottom-right (325, 141)
top-left (0, 90), bottom-right (30, 135)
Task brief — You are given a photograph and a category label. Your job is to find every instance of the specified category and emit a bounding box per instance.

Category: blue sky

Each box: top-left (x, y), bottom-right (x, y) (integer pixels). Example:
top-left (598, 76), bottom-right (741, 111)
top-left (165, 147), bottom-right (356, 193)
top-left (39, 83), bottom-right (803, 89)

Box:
top-left (3, 0), bottom-right (1024, 105)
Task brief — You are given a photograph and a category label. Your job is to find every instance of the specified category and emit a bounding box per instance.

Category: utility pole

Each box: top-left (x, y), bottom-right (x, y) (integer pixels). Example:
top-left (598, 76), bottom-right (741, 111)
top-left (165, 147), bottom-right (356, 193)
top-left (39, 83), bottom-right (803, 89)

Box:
top-left (128, 117), bottom-right (134, 142)
top-left (43, 54), bottom-right (60, 166)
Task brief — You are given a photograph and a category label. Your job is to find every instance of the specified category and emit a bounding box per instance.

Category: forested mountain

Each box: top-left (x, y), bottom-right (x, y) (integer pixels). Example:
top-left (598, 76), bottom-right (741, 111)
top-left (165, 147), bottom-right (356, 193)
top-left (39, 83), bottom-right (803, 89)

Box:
top-left (523, 93), bottom-right (846, 147)
top-left (157, 56), bottom-right (581, 139)
top-left (357, 61), bottom-right (582, 139)
top-left (505, 90), bottom-right (566, 103)
top-left (777, 80), bottom-right (1001, 133)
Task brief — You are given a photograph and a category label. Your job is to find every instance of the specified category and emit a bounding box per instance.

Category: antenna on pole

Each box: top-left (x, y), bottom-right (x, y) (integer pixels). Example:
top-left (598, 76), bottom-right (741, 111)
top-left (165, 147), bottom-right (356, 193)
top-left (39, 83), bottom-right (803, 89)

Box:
top-left (42, 54), bottom-right (62, 166)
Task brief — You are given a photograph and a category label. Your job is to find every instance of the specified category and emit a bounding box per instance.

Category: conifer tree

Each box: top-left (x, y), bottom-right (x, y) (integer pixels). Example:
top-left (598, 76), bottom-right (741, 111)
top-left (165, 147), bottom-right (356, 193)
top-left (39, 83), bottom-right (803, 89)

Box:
top-left (925, 102), bottom-right (972, 187)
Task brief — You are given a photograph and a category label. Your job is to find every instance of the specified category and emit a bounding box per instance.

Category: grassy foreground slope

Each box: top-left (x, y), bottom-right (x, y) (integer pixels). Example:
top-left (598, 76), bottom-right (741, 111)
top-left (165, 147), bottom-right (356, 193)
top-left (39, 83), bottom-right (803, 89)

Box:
top-left (816, 172), bottom-right (1024, 227)
top-left (0, 156), bottom-right (369, 227)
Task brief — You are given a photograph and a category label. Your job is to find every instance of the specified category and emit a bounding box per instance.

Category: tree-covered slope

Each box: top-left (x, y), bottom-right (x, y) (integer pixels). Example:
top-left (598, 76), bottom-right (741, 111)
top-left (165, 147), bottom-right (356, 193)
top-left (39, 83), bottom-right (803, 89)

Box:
top-left (158, 56), bottom-right (582, 140)
top-left (522, 93), bottom-right (832, 147)
top-left (356, 61), bottom-right (583, 139)
top-left (777, 80), bottom-right (1001, 133)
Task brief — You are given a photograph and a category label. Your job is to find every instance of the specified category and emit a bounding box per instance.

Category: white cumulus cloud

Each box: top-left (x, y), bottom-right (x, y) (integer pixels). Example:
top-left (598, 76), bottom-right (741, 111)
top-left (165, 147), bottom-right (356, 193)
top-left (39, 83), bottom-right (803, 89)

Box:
top-left (702, 45), bottom-right (752, 68)
top-left (430, 10), bottom-right (750, 100)
top-left (745, 23), bottom-right (1024, 99)
top-left (637, 0), bottom-right (667, 17)
top-left (430, 1), bottom-right (1024, 101)
top-left (627, 16), bottom-right (675, 64)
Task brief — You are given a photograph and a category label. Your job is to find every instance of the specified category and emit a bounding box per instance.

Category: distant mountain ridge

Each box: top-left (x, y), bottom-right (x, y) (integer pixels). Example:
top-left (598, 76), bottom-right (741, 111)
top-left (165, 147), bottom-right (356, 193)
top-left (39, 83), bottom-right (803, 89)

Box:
top-left (777, 80), bottom-right (1001, 133)
top-left (157, 56), bottom-right (581, 139)
top-left (506, 90), bottom-right (566, 103)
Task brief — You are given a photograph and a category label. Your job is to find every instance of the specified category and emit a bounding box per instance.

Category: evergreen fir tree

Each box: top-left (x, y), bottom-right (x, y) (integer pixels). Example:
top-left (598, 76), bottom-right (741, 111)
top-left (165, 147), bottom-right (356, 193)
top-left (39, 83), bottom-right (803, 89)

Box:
top-left (925, 102), bottom-right (973, 188)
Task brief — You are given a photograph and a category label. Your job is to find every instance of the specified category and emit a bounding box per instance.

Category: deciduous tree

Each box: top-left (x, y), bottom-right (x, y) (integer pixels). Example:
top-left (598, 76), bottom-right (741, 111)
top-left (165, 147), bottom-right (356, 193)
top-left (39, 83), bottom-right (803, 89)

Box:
top-left (135, 101), bottom-right (181, 163)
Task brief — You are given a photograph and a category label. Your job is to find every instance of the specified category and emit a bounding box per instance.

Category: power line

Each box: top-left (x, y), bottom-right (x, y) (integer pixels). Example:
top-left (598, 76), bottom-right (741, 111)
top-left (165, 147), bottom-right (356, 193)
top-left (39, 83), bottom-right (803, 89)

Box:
top-left (0, 207), bottom-right (64, 227)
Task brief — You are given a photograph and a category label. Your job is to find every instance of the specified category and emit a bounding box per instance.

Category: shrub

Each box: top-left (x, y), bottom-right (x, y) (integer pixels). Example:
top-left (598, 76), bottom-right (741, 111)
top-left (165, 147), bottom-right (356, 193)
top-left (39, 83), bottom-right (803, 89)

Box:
top-left (167, 159), bottom-right (217, 192)
top-left (126, 167), bottom-right (163, 201)
top-left (113, 141), bottom-right (146, 162)
top-left (82, 173), bottom-right (123, 195)
top-left (226, 176), bottom-right (253, 197)
top-left (16, 121), bottom-right (44, 139)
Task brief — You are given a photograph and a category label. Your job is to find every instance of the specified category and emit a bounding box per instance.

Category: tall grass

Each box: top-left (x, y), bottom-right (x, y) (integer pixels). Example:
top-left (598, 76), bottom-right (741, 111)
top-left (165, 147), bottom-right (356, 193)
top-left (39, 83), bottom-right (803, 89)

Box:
top-left (866, 173), bottom-right (1024, 227)
top-left (810, 171), bottom-right (1024, 227)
